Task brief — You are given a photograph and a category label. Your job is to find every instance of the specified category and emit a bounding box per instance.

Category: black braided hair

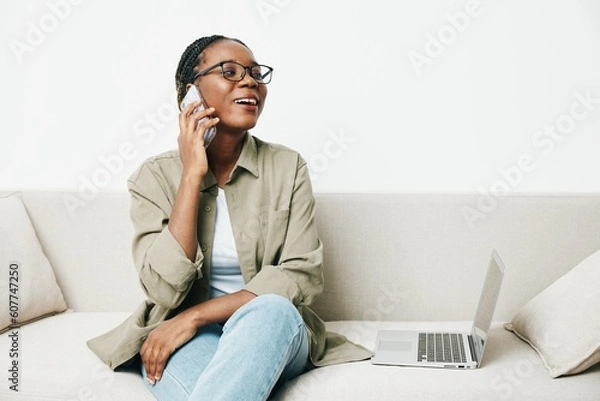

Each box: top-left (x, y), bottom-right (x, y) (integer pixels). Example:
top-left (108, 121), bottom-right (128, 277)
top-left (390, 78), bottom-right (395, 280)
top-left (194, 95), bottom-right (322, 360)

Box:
top-left (175, 34), bottom-right (248, 104)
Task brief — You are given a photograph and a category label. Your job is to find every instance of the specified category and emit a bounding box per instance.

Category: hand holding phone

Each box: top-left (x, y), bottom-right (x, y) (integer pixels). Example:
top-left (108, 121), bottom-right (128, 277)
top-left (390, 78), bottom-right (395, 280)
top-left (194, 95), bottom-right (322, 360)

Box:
top-left (179, 86), bottom-right (217, 148)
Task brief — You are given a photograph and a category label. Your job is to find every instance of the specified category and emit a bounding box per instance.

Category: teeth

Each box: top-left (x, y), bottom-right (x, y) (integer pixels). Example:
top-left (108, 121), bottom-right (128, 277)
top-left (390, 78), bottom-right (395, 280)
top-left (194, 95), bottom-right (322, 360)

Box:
top-left (235, 98), bottom-right (257, 105)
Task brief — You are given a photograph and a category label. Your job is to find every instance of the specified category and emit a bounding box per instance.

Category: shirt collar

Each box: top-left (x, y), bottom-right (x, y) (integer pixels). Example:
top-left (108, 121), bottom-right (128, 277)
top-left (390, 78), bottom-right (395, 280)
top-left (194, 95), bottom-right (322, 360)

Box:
top-left (234, 132), bottom-right (259, 178)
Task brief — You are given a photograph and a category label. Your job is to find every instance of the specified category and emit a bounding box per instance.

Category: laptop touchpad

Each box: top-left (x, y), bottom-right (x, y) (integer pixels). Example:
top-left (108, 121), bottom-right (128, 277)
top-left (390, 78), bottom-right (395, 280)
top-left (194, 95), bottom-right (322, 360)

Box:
top-left (379, 340), bottom-right (412, 352)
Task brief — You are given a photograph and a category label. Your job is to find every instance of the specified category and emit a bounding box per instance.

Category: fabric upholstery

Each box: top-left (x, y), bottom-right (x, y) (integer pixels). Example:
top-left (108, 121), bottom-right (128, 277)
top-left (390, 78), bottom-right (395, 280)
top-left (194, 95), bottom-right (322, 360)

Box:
top-left (505, 249), bottom-right (600, 377)
top-left (0, 193), bottom-right (66, 334)
top-left (1, 191), bottom-right (599, 400)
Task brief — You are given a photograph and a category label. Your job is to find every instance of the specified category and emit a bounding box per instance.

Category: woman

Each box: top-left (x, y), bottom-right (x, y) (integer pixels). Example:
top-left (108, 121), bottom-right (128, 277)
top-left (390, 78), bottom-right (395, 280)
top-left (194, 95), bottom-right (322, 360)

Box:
top-left (88, 34), bottom-right (372, 401)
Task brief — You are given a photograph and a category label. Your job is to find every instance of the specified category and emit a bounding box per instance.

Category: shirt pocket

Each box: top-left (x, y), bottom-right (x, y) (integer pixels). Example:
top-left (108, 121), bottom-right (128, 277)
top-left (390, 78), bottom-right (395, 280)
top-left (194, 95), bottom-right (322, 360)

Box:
top-left (258, 208), bottom-right (290, 264)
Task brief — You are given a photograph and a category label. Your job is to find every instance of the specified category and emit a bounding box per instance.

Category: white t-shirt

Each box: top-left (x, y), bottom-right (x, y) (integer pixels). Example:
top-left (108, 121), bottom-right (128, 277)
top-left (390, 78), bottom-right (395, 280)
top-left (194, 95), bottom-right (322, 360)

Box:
top-left (209, 188), bottom-right (245, 298)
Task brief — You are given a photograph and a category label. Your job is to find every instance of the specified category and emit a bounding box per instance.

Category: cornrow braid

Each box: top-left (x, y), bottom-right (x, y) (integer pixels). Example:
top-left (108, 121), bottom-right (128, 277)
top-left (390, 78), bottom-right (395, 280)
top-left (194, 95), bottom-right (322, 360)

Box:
top-left (175, 34), bottom-right (248, 104)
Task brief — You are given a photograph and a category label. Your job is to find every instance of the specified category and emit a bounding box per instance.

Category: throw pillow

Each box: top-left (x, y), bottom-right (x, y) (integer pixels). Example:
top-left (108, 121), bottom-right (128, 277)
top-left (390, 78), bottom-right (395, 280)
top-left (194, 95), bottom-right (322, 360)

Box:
top-left (505, 249), bottom-right (600, 377)
top-left (0, 193), bottom-right (67, 334)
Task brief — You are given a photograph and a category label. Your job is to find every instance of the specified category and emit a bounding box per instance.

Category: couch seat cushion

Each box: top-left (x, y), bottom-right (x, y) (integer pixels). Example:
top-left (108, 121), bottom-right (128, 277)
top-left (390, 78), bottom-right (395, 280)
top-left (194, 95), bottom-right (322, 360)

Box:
top-left (1, 316), bottom-right (598, 401)
top-left (273, 321), bottom-right (600, 401)
top-left (0, 312), bottom-right (153, 401)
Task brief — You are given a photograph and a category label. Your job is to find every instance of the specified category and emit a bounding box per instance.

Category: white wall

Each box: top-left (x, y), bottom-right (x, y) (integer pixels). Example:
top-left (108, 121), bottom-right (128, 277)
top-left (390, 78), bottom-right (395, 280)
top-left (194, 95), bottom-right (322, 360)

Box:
top-left (1, 0), bottom-right (599, 196)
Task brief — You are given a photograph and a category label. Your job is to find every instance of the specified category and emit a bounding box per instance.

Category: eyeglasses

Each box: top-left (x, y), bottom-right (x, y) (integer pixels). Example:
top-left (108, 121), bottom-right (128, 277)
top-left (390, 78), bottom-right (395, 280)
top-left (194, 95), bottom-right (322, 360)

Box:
top-left (193, 61), bottom-right (274, 84)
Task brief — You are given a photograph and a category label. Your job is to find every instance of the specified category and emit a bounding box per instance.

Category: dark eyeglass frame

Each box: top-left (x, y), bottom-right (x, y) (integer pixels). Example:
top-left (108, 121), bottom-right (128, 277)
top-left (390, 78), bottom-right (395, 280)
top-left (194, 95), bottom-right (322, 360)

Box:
top-left (192, 61), bottom-right (274, 84)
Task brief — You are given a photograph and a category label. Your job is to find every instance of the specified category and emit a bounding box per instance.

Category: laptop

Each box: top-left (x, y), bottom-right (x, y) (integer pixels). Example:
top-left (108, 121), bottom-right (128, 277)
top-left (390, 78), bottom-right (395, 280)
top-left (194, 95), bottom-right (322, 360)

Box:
top-left (371, 249), bottom-right (506, 369)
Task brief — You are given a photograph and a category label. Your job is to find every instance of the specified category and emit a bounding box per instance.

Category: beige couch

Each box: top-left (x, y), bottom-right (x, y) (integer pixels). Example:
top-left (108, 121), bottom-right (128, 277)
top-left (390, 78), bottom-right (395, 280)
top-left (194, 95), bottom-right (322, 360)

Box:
top-left (1, 191), bottom-right (599, 400)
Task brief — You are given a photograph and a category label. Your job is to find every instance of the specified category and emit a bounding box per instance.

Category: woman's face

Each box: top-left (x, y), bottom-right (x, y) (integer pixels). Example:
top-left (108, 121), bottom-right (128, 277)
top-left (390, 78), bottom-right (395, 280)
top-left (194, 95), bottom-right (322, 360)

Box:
top-left (192, 40), bottom-right (268, 134)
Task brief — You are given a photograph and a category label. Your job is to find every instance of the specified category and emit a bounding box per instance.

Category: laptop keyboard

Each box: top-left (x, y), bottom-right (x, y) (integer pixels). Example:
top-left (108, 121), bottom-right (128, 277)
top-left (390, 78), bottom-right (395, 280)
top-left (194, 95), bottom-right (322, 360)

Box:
top-left (417, 332), bottom-right (467, 363)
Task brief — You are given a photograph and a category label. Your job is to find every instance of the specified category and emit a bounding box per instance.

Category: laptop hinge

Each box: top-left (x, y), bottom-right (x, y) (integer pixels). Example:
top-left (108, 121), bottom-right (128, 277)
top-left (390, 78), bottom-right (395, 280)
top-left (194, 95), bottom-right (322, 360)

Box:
top-left (467, 334), bottom-right (478, 365)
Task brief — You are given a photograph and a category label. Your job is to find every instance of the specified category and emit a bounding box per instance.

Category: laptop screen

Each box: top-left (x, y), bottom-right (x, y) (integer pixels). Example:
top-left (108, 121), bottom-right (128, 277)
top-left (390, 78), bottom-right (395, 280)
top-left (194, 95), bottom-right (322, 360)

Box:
top-left (471, 250), bottom-right (506, 365)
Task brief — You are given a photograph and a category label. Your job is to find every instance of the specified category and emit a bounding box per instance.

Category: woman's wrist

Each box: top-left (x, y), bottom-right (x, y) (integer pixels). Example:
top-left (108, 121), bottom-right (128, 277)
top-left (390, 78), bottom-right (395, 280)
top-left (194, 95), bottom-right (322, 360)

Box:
top-left (180, 169), bottom-right (205, 188)
top-left (180, 303), bottom-right (208, 328)
top-left (182, 291), bottom-right (257, 329)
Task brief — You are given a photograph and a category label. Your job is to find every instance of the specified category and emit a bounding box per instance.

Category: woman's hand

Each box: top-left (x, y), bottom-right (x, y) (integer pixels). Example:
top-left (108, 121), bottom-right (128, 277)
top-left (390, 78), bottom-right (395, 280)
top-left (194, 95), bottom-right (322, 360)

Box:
top-left (140, 312), bottom-right (198, 384)
top-left (178, 100), bottom-right (219, 181)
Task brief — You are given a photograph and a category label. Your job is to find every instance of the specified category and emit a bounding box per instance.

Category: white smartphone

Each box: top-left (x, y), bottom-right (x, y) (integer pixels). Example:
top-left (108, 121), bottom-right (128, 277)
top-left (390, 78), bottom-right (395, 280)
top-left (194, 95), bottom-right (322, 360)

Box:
top-left (179, 85), bottom-right (217, 148)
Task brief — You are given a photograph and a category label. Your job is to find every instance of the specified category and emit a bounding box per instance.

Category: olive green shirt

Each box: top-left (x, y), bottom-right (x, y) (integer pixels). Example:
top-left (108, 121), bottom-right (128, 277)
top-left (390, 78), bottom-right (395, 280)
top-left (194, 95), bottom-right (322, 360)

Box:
top-left (87, 133), bottom-right (372, 370)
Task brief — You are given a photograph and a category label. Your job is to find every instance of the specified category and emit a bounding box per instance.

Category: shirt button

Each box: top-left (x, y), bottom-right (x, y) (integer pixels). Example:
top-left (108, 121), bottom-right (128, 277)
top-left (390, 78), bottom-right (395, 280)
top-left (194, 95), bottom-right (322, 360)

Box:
top-left (201, 245), bottom-right (207, 252)
top-left (204, 206), bottom-right (211, 212)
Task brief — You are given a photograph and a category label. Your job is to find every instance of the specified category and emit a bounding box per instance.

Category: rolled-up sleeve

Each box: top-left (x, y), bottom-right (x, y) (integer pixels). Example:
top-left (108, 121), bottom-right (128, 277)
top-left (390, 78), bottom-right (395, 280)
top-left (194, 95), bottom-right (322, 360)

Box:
top-left (243, 156), bottom-right (324, 306)
top-left (128, 170), bottom-right (203, 310)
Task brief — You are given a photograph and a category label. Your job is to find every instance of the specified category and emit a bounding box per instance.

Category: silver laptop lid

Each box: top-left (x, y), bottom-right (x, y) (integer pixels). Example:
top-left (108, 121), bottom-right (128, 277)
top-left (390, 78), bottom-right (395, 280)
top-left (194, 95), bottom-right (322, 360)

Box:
top-left (470, 249), bottom-right (506, 365)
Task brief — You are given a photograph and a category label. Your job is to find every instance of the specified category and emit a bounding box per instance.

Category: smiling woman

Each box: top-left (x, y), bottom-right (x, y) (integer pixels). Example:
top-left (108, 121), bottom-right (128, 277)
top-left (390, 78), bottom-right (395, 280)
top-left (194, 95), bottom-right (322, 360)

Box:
top-left (86, 34), bottom-right (372, 401)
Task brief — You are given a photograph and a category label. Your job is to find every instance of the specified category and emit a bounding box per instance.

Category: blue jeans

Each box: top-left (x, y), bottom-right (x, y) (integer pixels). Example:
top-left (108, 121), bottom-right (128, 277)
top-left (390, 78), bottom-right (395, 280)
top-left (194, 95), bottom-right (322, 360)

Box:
top-left (142, 294), bottom-right (310, 401)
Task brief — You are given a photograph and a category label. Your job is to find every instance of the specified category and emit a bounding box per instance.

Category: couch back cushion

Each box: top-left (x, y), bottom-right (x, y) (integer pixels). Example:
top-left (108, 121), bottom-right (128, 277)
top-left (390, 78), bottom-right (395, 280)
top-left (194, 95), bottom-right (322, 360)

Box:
top-left (16, 191), bottom-right (600, 322)
top-left (19, 191), bottom-right (144, 313)
top-left (311, 193), bottom-right (600, 323)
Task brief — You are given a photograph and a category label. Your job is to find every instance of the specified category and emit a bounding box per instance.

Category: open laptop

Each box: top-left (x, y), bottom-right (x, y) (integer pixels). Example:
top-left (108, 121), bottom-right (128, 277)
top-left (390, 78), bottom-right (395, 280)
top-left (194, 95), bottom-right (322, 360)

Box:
top-left (371, 249), bottom-right (506, 369)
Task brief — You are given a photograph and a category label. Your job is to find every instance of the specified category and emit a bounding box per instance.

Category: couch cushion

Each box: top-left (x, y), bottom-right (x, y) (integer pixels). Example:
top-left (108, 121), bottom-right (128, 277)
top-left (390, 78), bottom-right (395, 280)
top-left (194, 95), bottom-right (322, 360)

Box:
top-left (505, 248), bottom-right (600, 378)
top-left (18, 191), bottom-right (145, 313)
top-left (2, 316), bottom-right (598, 401)
top-left (0, 312), bottom-right (154, 401)
top-left (14, 191), bottom-right (600, 326)
top-left (311, 193), bottom-right (600, 325)
top-left (0, 193), bottom-right (67, 334)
